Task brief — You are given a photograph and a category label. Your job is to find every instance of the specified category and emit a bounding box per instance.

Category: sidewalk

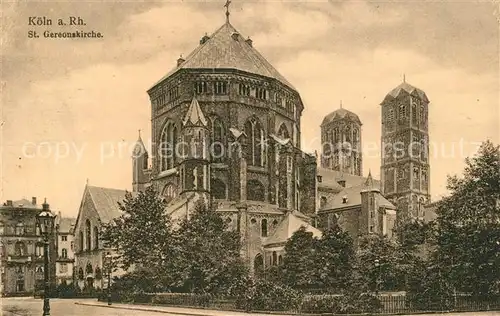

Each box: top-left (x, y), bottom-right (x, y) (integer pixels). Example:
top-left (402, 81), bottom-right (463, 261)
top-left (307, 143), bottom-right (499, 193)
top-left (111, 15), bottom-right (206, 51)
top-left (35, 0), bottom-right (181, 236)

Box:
top-left (75, 300), bottom-right (295, 316)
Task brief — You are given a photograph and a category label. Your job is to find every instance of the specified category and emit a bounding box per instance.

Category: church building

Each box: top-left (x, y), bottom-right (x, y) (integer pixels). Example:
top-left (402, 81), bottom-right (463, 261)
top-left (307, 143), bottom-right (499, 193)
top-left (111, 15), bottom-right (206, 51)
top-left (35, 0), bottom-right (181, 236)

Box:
top-left (73, 7), bottom-right (434, 284)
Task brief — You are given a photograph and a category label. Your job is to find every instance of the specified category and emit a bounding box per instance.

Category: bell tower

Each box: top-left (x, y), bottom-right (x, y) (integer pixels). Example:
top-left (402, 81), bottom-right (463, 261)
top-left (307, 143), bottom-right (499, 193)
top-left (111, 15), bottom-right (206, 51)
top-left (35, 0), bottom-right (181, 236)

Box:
top-left (179, 97), bottom-right (211, 201)
top-left (380, 79), bottom-right (431, 224)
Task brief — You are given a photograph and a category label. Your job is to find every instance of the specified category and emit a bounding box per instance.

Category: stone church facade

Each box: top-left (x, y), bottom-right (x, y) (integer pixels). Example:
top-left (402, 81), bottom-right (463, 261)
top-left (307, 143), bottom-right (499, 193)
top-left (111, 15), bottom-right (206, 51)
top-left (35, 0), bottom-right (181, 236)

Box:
top-left (74, 12), bottom-right (434, 282)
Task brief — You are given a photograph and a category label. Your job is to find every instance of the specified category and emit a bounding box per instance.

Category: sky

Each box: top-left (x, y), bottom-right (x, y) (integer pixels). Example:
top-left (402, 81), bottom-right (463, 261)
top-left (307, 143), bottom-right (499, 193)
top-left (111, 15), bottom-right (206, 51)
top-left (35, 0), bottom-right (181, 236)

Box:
top-left (1, 0), bottom-right (499, 218)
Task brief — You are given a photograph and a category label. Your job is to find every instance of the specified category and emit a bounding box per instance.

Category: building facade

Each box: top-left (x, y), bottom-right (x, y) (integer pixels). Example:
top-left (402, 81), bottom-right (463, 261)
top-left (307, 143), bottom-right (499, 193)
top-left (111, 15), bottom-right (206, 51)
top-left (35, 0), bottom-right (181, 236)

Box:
top-left (55, 214), bottom-right (76, 285)
top-left (0, 198), bottom-right (57, 297)
top-left (380, 80), bottom-right (431, 224)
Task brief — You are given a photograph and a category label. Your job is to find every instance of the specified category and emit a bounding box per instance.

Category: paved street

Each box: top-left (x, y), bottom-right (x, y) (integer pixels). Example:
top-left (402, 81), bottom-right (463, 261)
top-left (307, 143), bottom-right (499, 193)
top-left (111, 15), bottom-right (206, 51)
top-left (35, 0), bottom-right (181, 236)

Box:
top-left (2, 297), bottom-right (500, 316)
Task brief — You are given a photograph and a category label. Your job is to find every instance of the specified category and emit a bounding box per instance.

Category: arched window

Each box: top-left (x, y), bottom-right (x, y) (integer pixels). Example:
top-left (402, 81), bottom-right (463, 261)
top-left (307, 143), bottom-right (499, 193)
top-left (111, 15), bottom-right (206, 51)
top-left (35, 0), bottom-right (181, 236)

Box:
top-left (79, 231), bottom-right (84, 252)
top-left (277, 123), bottom-right (290, 139)
top-left (261, 219), bottom-right (268, 237)
top-left (399, 103), bottom-right (407, 119)
top-left (14, 241), bottom-right (27, 256)
top-left (62, 248), bottom-right (68, 259)
top-left (211, 178), bottom-right (226, 200)
top-left (247, 180), bottom-right (265, 202)
top-left (85, 220), bottom-right (91, 251)
top-left (78, 268), bottom-right (84, 280)
top-left (0, 221), bottom-right (4, 235)
top-left (143, 151), bottom-right (149, 170)
top-left (272, 251), bottom-right (277, 265)
top-left (244, 117), bottom-right (264, 167)
top-left (160, 121), bottom-right (177, 171)
top-left (94, 226), bottom-right (99, 250)
top-left (278, 255), bottom-right (283, 265)
top-left (35, 244), bottom-right (44, 257)
top-left (15, 223), bottom-right (24, 236)
top-left (210, 116), bottom-right (225, 163)
top-left (412, 103), bottom-right (418, 124)
top-left (86, 263), bottom-right (93, 275)
top-left (419, 197), bottom-right (426, 217)
top-left (162, 183), bottom-right (177, 203)
top-left (254, 254), bottom-right (264, 278)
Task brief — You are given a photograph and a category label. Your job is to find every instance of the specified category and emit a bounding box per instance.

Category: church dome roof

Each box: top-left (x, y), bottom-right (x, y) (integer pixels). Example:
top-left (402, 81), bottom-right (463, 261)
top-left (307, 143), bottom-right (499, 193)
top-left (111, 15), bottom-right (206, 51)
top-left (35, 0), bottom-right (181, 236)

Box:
top-left (152, 21), bottom-right (296, 91)
top-left (321, 108), bottom-right (362, 126)
top-left (382, 81), bottom-right (429, 103)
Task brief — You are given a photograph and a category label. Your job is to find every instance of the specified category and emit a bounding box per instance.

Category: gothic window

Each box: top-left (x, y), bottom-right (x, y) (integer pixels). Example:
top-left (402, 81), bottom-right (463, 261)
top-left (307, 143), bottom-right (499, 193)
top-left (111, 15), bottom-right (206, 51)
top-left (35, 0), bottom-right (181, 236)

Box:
top-left (353, 128), bottom-right (359, 145)
top-left (35, 244), bottom-right (44, 257)
top-left (211, 178), bottom-right (226, 200)
top-left (256, 88), bottom-right (267, 100)
top-left (272, 219), bottom-right (278, 226)
top-left (387, 107), bottom-right (395, 122)
top-left (419, 197), bottom-right (426, 217)
top-left (286, 100), bottom-right (293, 112)
top-left (261, 219), bottom-right (268, 237)
top-left (15, 223), bottom-right (24, 236)
top-left (412, 103), bottom-right (418, 125)
top-left (272, 251), bottom-right (277, 265)
top-left (278, 123), bottom-right (290, 139)
top-left (420, 105), bottom-right (425, 126)
top-left (78, 268), bottom-right (84, 280)
top-left (62, 248), bottom-right (68, 259)
top-left (399, 103), bottom-right (407, 119)
top-left (213, 81), bottom-right (228, 95)
top-left (0, 221), bottom-right (3, 235)
top-left (238, 83), bottom-right (251, 96)
top-left (79, 231), bottom-right (83, 252)
top-left (160, 121), bottom-right (177, 171)
top-left (167, 86), bottom-right (179, 101)
top-left (413, 167), bottom-right (420, 189)
top-left (244, 117), bottom-right (265, 167)
top-left (247, 180), bottom-right (265, 202)
top-left (94, 226), bottom-right (99, 250)
top-left (422, 169), bottom-right (428, 189)
top-left (85, 263), bottom-right (93, 275)
top-left (210, 116), bottom-right (225, 162)
top-left (85, 220), bottom-right (91, 251)
top-left (334, 127), bottom-right (340, 143)
top-left (278, 255), bottom-right (283, 265)
top-left (194, 81), bottom-right (208, 94)
top-left (143, 151), bottom-right (149, 170)
top-left (162, 183), bottom-right (177, 203)
top-left (345, 125), bottom-right (351, 143)
top-left (14, 241), bottom-right (27, 256)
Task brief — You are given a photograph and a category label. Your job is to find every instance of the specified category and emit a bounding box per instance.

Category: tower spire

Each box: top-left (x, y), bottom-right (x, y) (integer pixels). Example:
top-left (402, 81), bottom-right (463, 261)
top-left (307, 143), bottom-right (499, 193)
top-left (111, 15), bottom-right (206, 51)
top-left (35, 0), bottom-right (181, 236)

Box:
top-left (138, 129), bottom-right (142, 139)
top-left (340, 100), bottom-right (343, 109)
top-left (224, 0), bottom-right (231, 22)
top-left (403, 73), bottom-right (406, 83)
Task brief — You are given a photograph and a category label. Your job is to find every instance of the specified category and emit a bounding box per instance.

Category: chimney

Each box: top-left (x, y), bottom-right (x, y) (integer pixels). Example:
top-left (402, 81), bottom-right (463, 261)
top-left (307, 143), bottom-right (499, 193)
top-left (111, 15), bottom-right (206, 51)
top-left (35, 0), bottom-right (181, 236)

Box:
top-left (316, 175), bottom-right (322, 183)
top-left (32, 197), bottom-right (37, 205)
top-left (6, 200), bottom-right (13, 206)
top-left (245, 37), bottom-right (253, 47)
top-left (199, 33), bottom-right (210, 45)
top-left (338, 180), bottom-right (346, 187)
top-left (177, 55), bottom-right (185, 67)
top-left (231, 32), bottom-right (239, 41)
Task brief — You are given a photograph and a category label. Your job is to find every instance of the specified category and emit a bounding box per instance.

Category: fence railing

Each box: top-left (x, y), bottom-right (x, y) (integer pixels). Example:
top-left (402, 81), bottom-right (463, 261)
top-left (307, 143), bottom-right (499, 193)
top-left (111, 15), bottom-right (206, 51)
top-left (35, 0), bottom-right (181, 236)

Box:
top-left (104, 292), bottom-right (500, 315)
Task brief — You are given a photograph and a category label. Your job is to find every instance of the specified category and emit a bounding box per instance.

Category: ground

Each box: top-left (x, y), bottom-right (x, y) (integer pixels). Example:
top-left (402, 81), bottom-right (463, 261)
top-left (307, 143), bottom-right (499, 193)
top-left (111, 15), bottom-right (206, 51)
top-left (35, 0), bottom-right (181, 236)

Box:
top-left (1, 297), bottom-right (499, 316)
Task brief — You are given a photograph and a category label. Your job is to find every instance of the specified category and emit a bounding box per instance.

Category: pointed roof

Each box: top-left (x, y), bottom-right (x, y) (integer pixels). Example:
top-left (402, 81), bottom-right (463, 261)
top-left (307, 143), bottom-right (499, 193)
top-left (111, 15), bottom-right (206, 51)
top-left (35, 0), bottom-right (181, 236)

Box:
top-left (133, 130), bottom-right (147, 157)
top-left (152, 21), bottom-right (296, 91)
top-left (364, 170), bottom-right (375, 188)
top-left (383, 81), bottom-right (429, 103)
top-left (183, 97), bottom-right (208, 127)
top-left (264, 212), bottom-right (322, 246)
top-left (86, 186), bottom-right (132, 224)
top-left (321, 107), bottom-right (362, 126)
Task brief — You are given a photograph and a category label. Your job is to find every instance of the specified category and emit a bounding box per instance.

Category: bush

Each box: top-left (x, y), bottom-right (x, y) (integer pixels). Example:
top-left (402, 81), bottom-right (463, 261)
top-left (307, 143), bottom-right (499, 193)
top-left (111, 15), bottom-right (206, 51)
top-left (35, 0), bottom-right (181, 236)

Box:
top-left (56, 282), bottom-right (78, 298)
top-left (151, 293), bottom-right (212, 307)
top-left (300, 295), bottom-right (343, 314)
top-left (234, 278), bottom-right (303, 312)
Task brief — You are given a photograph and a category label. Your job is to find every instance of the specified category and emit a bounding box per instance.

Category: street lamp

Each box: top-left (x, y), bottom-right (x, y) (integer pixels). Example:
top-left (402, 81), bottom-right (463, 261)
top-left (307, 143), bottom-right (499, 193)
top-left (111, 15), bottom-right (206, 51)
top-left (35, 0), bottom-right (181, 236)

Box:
top-left (374, 259), bottom-right (380, 296)
top-left (105, 253), bottom-right (112, 305)
top-left (36, 200), bottom-right (56, 316)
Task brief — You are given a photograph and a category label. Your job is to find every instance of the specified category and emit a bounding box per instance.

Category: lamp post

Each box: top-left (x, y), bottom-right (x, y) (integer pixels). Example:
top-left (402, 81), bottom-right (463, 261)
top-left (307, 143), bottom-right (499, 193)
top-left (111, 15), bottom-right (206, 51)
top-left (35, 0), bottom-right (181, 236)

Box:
top-left (105, 253), bottom-right (112, 305)
top-left (374, 259), bottom-right (380, 296)
top-left (36, 201), bottom-right (56, 316)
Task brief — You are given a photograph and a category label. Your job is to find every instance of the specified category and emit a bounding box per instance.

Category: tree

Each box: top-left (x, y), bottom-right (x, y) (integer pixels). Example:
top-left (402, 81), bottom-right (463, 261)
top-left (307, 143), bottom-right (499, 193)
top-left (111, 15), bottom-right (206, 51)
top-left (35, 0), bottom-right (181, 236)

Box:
top-left (100, 185), bottom-right (176, 290)
top-left (174, 200), bottom-right (247, 294)
top-left (281, 226), bottom-right (319, 290)
top-left (357, 234), bottom-right (399, 292)
top-left (315, 225), bottom-right (355, 292)
top-left (434, 140), bottom-right (500, 296)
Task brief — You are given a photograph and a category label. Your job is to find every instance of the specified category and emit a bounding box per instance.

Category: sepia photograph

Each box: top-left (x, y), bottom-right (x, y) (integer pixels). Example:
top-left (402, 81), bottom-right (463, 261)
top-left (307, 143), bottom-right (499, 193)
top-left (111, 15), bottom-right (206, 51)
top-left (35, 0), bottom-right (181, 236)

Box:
top-left (1, 0), bottom-right (499, 315)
